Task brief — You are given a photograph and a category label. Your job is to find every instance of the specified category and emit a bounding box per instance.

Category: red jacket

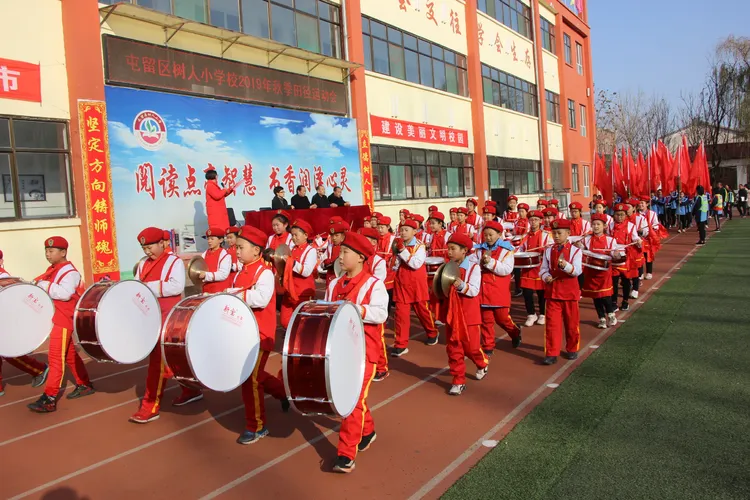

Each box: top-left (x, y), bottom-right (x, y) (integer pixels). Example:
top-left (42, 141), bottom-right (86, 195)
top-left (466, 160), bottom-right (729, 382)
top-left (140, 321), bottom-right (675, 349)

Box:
top-left (541, 242), bottom-right (582, 301)
top-left (233, 258), bottom-right (276, 350)
top-left (206, 180), bottom-right (231, 230)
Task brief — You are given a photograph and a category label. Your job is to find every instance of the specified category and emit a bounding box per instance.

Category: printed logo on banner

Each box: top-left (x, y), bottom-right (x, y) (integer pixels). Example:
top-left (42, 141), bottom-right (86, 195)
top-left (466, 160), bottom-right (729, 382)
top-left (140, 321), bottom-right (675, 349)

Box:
top-left (133, 110), bottom-right (167, 151)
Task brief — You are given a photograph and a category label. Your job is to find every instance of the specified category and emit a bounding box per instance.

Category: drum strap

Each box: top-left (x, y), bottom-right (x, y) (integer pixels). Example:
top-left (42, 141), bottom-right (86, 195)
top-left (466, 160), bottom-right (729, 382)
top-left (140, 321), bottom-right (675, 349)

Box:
top-left (140, 252), bottom-right (169, 282)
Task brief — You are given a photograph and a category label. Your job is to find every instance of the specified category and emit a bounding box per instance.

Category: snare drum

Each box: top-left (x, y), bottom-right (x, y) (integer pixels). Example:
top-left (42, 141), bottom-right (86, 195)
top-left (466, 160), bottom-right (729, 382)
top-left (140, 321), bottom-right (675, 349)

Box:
top-left (582, 250), bottom-right (612, 272)
top-left (74, 281), bottom-right (162, 364)
top-left (0, 278), bottom-right (54, 357)
top-left (514, 251), bottom-right (542, 269)
top-left (424, 257), bottom-right (445, 276)
top-left (283, 300), bottom-right (365, 418)
top-left (510, 235), bottom-right (525, 247)
top-left (162, 294), bottom-right (260, 392)
top-left (611, 245), bottom-right (628, 265)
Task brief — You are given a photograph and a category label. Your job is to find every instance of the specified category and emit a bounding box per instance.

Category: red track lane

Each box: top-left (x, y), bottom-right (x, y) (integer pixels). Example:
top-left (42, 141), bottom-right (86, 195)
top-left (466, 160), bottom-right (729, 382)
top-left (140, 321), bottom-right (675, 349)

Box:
top-left (0, 229), bottom-right (709, 500)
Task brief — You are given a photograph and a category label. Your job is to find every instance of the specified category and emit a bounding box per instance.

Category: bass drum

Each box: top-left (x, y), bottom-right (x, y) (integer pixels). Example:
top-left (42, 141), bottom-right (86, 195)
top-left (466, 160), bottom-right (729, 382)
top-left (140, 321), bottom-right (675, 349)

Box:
top-left (0, 278), bottom-right (54, 357)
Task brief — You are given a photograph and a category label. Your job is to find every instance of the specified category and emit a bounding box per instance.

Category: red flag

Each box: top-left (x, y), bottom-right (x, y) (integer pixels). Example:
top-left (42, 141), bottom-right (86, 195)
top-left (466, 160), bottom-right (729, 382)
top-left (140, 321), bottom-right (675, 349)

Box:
top-left (636, 149), bottom-right (648, 197)
top-left (612, 149), bottom-right (627, 199)
top-left (658, 140), bottom-right (675, 193)
top-left (594, 153), bottom-right (613, 204)
top-left (693, 141), bottom-right (710, 191)
top-left (650, 143), bottom-right (662, 192)
top-left (677, 136), bottom-right (693, 194)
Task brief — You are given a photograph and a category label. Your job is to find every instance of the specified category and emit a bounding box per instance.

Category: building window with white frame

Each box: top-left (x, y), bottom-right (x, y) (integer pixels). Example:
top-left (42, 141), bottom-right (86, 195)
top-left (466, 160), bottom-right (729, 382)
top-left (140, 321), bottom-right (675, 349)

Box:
top-left (564, 33), bottom-right (572, 65)
top-left (571, 163), bottom-right (579, 193)
top-left (580, 104), bottom-right (587, 137)
top-left (576, 41), bottom-right (583, 75)
top-left (568, 99), bottom-right (576, 129)
top-left (583, 165), bottom-right (590, 197)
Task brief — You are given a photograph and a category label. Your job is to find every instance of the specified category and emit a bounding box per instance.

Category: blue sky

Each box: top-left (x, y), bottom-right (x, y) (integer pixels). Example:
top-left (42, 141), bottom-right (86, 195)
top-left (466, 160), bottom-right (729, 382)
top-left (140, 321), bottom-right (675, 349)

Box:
top-left (589, 0), bottom-right (749, 107)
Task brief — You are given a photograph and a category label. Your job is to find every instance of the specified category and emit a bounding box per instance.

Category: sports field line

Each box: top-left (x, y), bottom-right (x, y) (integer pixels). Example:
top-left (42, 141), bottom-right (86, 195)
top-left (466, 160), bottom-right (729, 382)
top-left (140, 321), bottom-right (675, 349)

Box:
top-left (408, 239), bottom-right (699, 500)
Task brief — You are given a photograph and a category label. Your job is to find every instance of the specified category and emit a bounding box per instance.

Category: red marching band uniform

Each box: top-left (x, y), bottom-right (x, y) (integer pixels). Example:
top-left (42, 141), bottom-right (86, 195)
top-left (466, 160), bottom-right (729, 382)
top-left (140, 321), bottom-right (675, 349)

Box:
top-left (425, 212), bottom-right (450, 319)
top-left (609, 217), bottom-right (640, 280)
top-left (519, 223), bottom-right (552, 290)
top-left (358, 227), bottom-right (389, 379)
top-left (580, 232), bottom-right (617, 298)
top-left (280, 220), bottom-right (317, 329)
top-left (201, 228), bottom-right (232, 294)
top-left (225, 226), bottom-right (242, 283)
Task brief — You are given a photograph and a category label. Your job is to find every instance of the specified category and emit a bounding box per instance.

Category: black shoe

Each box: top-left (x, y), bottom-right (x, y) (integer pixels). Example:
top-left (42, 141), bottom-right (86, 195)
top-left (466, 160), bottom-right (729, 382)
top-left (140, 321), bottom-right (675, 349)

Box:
top-left (280, 397), bottom-right (290, 413)
top-left (373, 371), bottom-right (389, 382)
top-left (620, 302), bottom-right (630, 311)
top-left (31, 365), bottom-right (49, 388)
top-left (425, 336), bottom-right (438, 346)
top-left (562, 351), bottom-right (579, 360)
top-left (28, 394), bottom-right (57, 413)
top-left (66, 384), bottom-right (95, 400)
top-left (542, 356), bottom-right (558, 365)
top-left (483, 349), bottom-right (493, 357)
top-left (333, 455), bottom-right (355, 473)
top-left (390, 347), bottom-right (408, 357)
top-left (357, 432), bottom-right (377, 452)
top-left (236, 428), bottom-right (269, 445)
top-left (514, 289), bottom-right (523, 297)
top-left (512, 331), bottom-right (522, 349)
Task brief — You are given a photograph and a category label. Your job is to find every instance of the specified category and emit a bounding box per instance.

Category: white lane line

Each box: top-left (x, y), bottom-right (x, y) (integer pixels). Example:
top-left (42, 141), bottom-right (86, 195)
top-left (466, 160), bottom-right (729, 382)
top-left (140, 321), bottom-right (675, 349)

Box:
top-left (407, 239), bottom-right (698, 500)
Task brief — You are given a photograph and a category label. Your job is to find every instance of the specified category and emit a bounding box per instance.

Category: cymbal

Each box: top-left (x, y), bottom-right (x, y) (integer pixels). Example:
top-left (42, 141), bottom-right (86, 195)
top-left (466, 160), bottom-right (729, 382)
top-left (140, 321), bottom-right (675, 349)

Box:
top-left (432, 261), bottom-right (459, 300)
top-left (333, 257), bottom-right (344, 278)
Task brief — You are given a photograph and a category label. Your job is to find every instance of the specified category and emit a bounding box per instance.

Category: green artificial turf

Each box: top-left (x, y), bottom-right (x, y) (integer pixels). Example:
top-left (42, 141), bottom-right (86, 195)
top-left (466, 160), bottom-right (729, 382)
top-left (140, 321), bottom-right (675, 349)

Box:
top-left (443, 221), bottom-right (750, 500)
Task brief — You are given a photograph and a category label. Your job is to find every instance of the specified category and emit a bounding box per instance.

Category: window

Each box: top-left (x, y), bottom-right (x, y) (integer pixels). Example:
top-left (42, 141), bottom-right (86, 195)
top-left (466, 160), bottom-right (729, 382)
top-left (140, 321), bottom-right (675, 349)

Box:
top-left (571, 164), bottom-right (579, 193)
top-left (363, 18), bottom-right (468, 97)
top-left (545, 91), bottom-right (560, 123)
top-left (487, 156), bottom-right (542, 195)
top-left (482, 64), bottom-right (538, 117)
top-left (549, 160), bottom-right (564, 190)
top-left (563, 33), bottom-right (572, 65)
top-left (580, 104), bottom-right (587, 137)
top-left (583, 165), bottom-right (590, 197)
top-left (477, 0), bottom-right (533, 39)
top-left (567, 99), bottom-right (576, 128)
top-left (576, 42), bottom-right (583, 75)
top-left (98, 1), bottom-right (342, 58)
top-left (372, 145), bottom-right (473, 201)
top-left (0, 117), bottom-right (73, 221)
top-left (540, 17), bottom-right (555, 54)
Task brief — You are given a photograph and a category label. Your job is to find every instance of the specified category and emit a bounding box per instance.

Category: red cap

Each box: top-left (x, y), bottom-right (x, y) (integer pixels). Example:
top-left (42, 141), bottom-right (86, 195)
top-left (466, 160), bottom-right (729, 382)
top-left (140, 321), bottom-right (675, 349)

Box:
top-left (357, 227), bottom-right (380, 240)
top-left (543, 208), bottom-right (559, 217)
top-left (457, 207), bottom-right (469, 215)
top-left (291, 219), bottom-right (313, 236)
top-left (537, 199), bottom-right (549, 206)
top-left (237, 226), bottom-right (267, 248)
top-left (528, 210), bottom-right (544, 220)
top-left (44, 236), bottom-right (70, 250)
top-left (549, 198), bottom-right (560, 205)
top-left (225, 226), bottom-right (241, 235)
top-left (483, 221), bottom-right (505, 233)
top-left (483, 206), bottom-right (497, 215)
top-left (377, 216), bottom-right (392, 226)
top-left (342, 232), bottom-right (375, 260)
top-left (518, 203), bottom-right (530, 211)
top-left (412, 214), bottom-right (425, 223)
top-left (569, 201), bottom-right (583, 210)
top-left (627, 198), bottom-right (640, 206)
top-left (273, 209), bottom-right (292, 221)
top-left (205, 227), bottom-right (225, 238)
top-left (428, 205), bottom-right (438, 211)
top-left (372, 212), bottom-right (382, 219)
top-left (486, 200), bottom-right (498, 207)
top-left (400, 209), bottom-right (410, 215)
top-left (329, 221), bottom-right (349, 234)
top-left (593, 199), bottom-right (608, 207)
top-left (430, 211), bottom-right (445, 222)
top-left (162, 230), bottom-right (171, 241)
top-left (137, 228), bottom-right (163, 246)
top-left (0, 249), bottom-right (3, 259)
top-left (448, 233), bottom-right (474, 249)
top-left (328, 216), bottom-right (345, 225)
top-left (466, 198), bottom-right (478, 207)
top-left (614, 203), bottom-right (629, 213)
top-left (363, 217), bottom-right (372, 223)
top-left (550, 219), bottom-right (572, 230)
top-left (640, 196), bottom-right (650, 202)
top-left (401, 219), bottom-right (419, 230)
top-left (507, 195), bottom-right (518, 202)
top-left (449, 207), bottom-right (458, 214)
top-left (591, 213), bottom-right (608, 223)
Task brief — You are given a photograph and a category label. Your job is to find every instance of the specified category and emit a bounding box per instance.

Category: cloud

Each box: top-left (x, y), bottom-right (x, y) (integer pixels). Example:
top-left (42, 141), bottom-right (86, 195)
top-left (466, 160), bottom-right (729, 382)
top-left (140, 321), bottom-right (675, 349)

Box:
top-left (110, 166), bottom-right (132, 181)
top-left (186, 118), bottom-right (201, 124)
top-left (109, 121), bottom-right (140, 149)
top-left (259, 116), bottom-right (304, 127)
top-left (274, 114), bottom-right (357, 158)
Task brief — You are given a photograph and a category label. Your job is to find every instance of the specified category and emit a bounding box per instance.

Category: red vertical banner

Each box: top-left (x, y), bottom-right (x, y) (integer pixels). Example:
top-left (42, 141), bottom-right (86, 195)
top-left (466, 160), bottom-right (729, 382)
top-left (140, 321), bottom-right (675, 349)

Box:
top-left (359, 129), bottom-right (375, 212)
top-left (78, 100), bottom-right (121, 281)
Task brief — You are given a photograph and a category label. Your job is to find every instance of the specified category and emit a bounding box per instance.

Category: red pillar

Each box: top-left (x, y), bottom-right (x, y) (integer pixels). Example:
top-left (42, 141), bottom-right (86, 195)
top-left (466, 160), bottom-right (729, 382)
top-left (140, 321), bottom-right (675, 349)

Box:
top-left (464, 0), bottom-right (489, 205)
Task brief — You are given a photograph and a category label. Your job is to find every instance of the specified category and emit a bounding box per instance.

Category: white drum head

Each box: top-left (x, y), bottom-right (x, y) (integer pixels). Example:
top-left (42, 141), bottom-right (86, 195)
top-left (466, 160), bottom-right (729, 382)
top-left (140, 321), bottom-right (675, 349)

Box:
top-left (0, 281), bottom-right (54, 357)
top-left (326, 302), bottom-right (366, 418)
top-left (425, 257), bottom-right (445, 266)
top-left (87, 281), bottom-right (162, 364)
top-left (184, 294), bottom-right (260, 392)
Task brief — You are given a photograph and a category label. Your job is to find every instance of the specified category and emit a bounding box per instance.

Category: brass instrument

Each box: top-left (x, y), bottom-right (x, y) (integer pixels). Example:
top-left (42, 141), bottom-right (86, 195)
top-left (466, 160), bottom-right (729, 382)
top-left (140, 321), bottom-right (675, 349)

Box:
top-left (132, 257), bottom-right (146, 277)
top-left (333, 257), bottom-right (344, 278)
top-left (180, 253), bottom-right (208, 297)
top-left (263, 244), bottom-right (291, 292)
top-left (432, 261), bottom-right (460, 300)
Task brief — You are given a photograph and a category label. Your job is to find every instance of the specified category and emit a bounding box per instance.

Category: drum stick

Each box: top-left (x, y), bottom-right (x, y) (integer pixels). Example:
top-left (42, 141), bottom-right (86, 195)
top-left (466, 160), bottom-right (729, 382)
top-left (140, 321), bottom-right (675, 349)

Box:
top-left (601, 241), bottom-right (639, 252)
top-left (524, 243), bottom-right (554, 253)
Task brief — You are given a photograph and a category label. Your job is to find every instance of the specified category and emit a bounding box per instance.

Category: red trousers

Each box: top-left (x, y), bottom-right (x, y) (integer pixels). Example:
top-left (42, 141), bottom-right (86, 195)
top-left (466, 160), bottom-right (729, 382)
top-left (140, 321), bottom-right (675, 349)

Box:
top-left (337, 362), bottom-right (376, 461)
top-left (0, 355), bottom-right (46, 385)
top-left (241, 350), bottom-right (286, 432)
top-left (44, 326), bottom-right (90, 398)
top-left (446, 325), bottom-right (487, 385)
top-left (376, 325), bottom-right (388, 373)
top-left (394, 301), bottom-right (437, 348)
top-left (544, 299), bottom-right (580, 357)
top-left (480, 307), bottom-right (521, 351)
top-left (139, 345), bottom-right (200, 415)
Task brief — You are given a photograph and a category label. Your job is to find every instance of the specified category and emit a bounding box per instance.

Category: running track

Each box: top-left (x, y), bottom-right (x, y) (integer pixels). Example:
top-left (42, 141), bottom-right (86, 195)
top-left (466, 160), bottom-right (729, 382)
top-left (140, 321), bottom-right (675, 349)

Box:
top-left (0, 229), bottom-right (708, 500)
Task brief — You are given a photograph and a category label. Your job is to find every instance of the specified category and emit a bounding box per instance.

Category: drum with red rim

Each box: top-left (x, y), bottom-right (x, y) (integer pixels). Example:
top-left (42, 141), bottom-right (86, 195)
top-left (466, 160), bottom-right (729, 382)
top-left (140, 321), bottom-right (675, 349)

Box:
top-left (283, 300), bottom-right (365, 418)
top-left (582, 250), bottom-right (612, 271)
top-left (510, 235), bottom-right (525, 247)
top-left (162, 293), bottom-right (260, 392)
top-left (0, 278), bottom-right (54, 357)
top-left (611, 245), bottom-right (628, 265)
top-left (424, 257), bottom-right (445, 276)
top-left (514, 251), bottom-right (542, 269)
top-left (75, 280), bottom-right (162, 364)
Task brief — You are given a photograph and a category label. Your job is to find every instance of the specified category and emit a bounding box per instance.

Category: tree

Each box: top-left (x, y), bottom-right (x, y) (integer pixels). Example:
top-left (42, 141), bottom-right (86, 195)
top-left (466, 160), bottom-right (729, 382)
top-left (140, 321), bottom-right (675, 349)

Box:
top-left (595, 89), bottom-right (673, 154)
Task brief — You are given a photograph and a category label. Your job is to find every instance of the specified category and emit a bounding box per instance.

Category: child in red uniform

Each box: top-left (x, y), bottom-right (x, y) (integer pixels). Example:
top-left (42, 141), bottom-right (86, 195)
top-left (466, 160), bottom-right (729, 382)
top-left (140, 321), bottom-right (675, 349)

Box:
top-left (568, 202), bottom-right (591, 236)
top-left (439, 234), bottom-right (489, 396)
top-left (540, 219), bottom-right (583, 365)
top-left (608, 204), bottom-right (642, 312)
top-left (130, 227), bottom-right (201, 423)
top-left (225, 226), bottom-right (242, 282)
top-left (0, 250), bottom-right (49, 397)
top-left (280, 219), bottom-right (317, 329)
top-left (465, 198), bottom-right (483, 234)
top-left (358, 227), bottom-right (389, 382)
top-left (447, 208), bottom-right (459, 233)
top-left (454, 208), bottom-right (476, 239)
top-left (322, 221), bottom-right (348, 286)
top-left (28, 237), bottom-right (94, 413)
top-left (519, 210), bottom-right (552, 326)
top-left (548, 199), bottom-right (566, 219)
top-left (503, 196), bottom-right (520, 223)
top-left (391, 219), bottom-right (438, 356)
top-left (199, 227), bottom-right (232, 293)
top-left (638, 197), bottom-right (662, 280)
top-left (227, 226), bottom-right (288, 444)
top-left (162, 230), bottom-right (173, 253)
top-left (627, 199), bottom-right (648, 299)
top-left (474, 221), bottom-right (522, 356)
top-left (375, 216), bottom-right (396, 309)
top-left (542, 207), bottom-right (559, 231)
top-left (266, 210), bottom-right (294, 250)
top-left (537, 199), bottom-right (549, 211)
top-left (425, 211), bottom-right (450, 325)
top-left (327, 232), bottom-right (389, 474)
top-left (581, 214), bottom-right (618, 328)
